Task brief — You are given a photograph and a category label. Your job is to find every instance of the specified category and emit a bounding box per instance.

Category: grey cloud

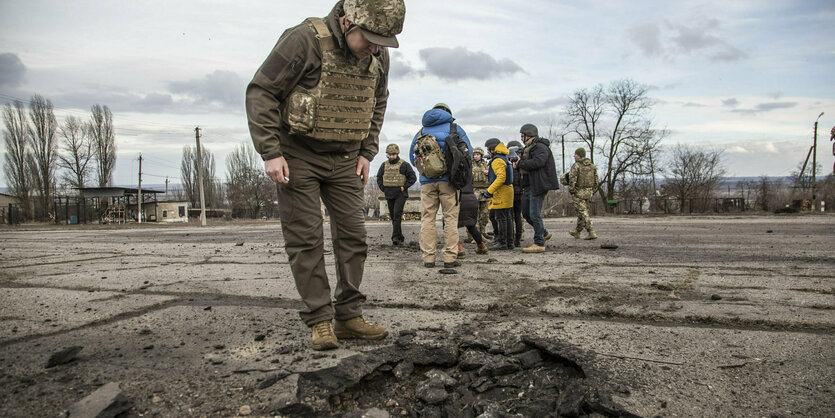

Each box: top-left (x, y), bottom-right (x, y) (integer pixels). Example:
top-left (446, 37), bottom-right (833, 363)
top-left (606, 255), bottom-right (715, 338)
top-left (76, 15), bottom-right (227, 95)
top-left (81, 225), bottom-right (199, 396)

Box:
top-left (647, 83), bottom-right (682, 91)
top-left (730, 101), bottom-right (797, 114)
top-left (628, 19), bottom-right (747, 62)
top-left (682, 102), bottom-right (707, 108)
top-left (455, 98), bottom-right (566, 120)
top-left (389, 52), bottom-right (416, 79)
top-left (419, 47), bottom-right (525, 81)
top-left (629, 23), bottom-right (663, 57)
top-left (168, 70), bottom-right (246, 108)
top-left (722, 98), bottom-right (739, 107)
top-left (0, 53), bottom-right (26, 87)
top-left (768, 91), bottom-right (783, 100)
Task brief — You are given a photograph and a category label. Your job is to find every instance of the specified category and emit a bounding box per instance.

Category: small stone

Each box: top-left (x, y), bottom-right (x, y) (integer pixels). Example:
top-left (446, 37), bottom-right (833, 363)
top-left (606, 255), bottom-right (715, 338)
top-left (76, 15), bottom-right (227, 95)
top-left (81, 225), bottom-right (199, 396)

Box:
top-left (235, 242), bottom-right (244, 246)
top-left (438, 268), bottom-right (457, 274)
top-left (254, 334), bottom-right (266, 342)
top-left (600, 244), bottom-right (618, 250)
top-left (203, 306), bottom-right (212, 311)
top-left (711, 294), bottom-right (722, 300)
top-left (238, 405), bottom-right (251, 415)
top-left (46, 346), bottom-right (83, 368)
top-left (152, 395), bottom-right (161, 403)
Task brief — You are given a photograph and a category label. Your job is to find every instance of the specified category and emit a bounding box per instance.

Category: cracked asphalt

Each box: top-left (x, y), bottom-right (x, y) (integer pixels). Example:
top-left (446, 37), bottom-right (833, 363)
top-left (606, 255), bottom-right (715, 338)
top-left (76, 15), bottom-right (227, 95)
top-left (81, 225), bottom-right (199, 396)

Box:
top-left (0, 215), bottom-right (833, 417)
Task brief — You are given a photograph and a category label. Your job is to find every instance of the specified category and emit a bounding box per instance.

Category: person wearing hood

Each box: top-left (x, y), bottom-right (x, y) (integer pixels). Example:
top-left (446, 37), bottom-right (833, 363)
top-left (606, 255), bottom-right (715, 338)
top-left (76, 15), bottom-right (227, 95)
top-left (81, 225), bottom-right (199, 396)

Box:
top-left (568, 147), bottom-right (599, 240)
top-left (506, 140), bottom-right (525, 247)
top-left (376, 143), bottom-right (416, 245)
top-left (482, 138), bottom-right (514, 250)
top-left (513, 123), bottom-right (559, 253)
top-left (246, 0), bottom-right (405, 351)
top-left (409, 103), bottom-right (473, 269)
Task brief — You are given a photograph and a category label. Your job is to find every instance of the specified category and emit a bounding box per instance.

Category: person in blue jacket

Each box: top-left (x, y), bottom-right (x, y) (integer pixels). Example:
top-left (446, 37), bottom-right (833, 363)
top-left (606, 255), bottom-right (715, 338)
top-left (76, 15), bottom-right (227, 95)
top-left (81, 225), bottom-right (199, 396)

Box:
top-left (409, 103), bottom-right (473, 269)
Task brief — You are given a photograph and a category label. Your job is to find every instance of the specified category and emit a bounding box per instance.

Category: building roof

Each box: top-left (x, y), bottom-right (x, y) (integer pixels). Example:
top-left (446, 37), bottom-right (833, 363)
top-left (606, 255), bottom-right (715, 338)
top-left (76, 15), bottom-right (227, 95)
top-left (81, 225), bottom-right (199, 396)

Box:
top-left (77, 187), bottom-right (163, 198)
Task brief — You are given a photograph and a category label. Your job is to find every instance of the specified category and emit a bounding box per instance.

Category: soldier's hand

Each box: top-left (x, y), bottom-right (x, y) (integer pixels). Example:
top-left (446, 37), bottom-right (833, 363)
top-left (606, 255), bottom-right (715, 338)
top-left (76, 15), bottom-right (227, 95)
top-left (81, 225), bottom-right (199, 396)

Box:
top-left (480, 191), bottom-right (493, 199)
top-left (356, 156), bottom-right (370, 186)
top-left (265, 156), bottom-right (290, 184)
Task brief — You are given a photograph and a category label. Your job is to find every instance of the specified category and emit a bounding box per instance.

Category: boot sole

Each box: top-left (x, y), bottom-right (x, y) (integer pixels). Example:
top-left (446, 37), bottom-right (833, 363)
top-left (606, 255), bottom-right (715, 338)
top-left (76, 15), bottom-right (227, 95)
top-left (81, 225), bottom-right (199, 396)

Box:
top-left (312, 340), bottom-right (339, 351)
top-left (334, 330), bottom-right (389, 340)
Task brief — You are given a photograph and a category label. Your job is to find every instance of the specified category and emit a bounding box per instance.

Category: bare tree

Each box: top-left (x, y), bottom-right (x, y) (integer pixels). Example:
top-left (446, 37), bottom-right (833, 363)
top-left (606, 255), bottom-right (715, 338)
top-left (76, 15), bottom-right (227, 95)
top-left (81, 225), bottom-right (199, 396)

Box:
top-left (563, 80), bottom-right (664, 209)
top-left (661, 144), bottom-right (726, 212)
top-left (563, 84), bottom-right (605, 166)
top-left (597, 79), bottom-right (664, 206)
top-left (225, 142), bottom-right (274, 218)
top-left (57, 115), bottom-right (93, 189)
top-left (2, 100), bottom-right (35, 219)
top-left (755, 175), bottom-right (773, 211)
top-left (29, 95), bottom-right (58, 219)
top-left (89, 104), bottom-right (116, 187)
top-left (790, 160), bottom-right (822, 190)
top-left (180, 144), bottom-right (220, 208)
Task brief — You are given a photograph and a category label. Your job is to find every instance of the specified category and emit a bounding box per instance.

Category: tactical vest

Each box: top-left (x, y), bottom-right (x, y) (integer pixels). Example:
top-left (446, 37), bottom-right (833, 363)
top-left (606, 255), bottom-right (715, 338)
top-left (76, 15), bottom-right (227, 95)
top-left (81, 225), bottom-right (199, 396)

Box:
top-left (472, 159), bottom-right (489, 188)
top-left (382, 160), bottom-right (406, 187)
top-left (576, 161), bottom-right (597, 188)
top-left (281, 18), bottom-right (380, 142)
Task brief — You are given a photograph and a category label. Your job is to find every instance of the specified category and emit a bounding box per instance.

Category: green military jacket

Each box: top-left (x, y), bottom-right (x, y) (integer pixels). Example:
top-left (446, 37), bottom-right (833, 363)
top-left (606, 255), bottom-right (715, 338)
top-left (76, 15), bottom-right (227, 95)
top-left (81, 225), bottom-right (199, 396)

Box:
top-left (246, 1), bottom-right (390, 167)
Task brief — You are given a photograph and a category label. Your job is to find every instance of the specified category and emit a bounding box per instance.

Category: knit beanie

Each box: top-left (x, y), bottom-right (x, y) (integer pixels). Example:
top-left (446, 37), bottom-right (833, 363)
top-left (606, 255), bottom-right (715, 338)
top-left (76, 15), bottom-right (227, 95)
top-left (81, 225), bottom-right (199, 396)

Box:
top-left (575, 147), bottom-right (586, 158)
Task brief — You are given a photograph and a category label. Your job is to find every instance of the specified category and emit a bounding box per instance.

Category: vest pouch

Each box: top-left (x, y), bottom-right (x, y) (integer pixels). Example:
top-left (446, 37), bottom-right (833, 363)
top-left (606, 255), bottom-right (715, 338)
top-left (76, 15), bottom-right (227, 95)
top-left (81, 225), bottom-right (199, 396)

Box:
top-left (285, 91), bottom-right (317, 136)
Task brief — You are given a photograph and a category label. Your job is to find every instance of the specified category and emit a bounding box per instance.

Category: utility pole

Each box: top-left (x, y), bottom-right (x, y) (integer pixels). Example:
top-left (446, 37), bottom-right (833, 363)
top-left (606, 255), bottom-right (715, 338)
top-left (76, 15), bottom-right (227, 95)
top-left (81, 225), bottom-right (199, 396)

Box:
top-left (812, 112), bottom-right (824, 210)
top-left (195, 126), bottom-right (207, 226)
top-left (137, 154), bottom-right (143, 224)
top-left (165, 177), bottom-right (169, 201)
top-left (561, 134), bottom-right (565, 173)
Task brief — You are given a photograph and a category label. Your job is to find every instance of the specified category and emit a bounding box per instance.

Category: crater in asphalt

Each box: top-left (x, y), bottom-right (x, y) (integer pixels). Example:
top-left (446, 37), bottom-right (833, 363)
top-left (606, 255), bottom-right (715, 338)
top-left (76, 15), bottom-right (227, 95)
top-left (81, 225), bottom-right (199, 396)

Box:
top-left (274, 327), bottom-right (637, 417)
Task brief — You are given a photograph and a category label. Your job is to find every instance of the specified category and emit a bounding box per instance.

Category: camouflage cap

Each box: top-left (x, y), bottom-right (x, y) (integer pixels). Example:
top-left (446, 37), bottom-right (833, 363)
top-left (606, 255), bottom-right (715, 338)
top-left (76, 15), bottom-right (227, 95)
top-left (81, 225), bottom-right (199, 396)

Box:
top-left (386, 143), bottom-right (399, 154)
top-left (473, 147), bottom-right (484, 156)
top-left (344, 0), bottom-right (406, 48)
top-left (575, 147), bottom-right (586, 158)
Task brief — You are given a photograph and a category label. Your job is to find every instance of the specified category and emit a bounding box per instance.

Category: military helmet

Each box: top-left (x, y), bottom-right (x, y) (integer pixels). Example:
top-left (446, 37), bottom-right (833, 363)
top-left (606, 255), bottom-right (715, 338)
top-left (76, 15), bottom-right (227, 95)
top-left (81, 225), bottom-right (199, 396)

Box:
top-left (432, 102), bottom-right (452, 115)
top-left (386, 143), bottom-right (399, 154)
top-left (344, 0), bottom-right (406, 48)
top-left (519, 123), bottom-right (538, 137)
top-left (473, 147), bottom-right (484, 156)
top-left (484, 138), bottom-right (501, 151)
top-left (507, 140), bottom-right (523, 149)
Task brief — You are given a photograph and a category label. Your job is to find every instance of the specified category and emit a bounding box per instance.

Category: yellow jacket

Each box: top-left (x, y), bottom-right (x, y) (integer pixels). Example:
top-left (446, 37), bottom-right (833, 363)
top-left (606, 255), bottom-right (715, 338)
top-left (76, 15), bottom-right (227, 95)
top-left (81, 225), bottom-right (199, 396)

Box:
top-left (487, 142), bottom-right (514, 209)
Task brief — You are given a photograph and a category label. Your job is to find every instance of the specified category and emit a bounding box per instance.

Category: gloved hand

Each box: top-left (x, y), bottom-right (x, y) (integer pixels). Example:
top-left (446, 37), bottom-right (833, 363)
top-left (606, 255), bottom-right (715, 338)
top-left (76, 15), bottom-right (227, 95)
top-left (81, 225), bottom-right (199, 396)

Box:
top-left (480, 191), bottom-right (493, 199)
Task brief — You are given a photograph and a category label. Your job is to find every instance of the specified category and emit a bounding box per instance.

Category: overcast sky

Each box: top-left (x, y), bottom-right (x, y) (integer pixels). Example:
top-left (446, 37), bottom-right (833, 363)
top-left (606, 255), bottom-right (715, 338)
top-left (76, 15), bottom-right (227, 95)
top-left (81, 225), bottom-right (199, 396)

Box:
top-left (1, 0), bottom-right (834, 188)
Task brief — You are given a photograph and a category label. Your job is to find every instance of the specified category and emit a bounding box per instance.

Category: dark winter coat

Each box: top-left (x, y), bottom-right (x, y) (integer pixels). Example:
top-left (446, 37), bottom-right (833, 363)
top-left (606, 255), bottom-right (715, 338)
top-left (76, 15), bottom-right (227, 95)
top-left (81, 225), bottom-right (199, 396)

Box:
top-left (457, 183), bottom-right (478, 228)
top-left (517, 137), bottom-right (560, 196)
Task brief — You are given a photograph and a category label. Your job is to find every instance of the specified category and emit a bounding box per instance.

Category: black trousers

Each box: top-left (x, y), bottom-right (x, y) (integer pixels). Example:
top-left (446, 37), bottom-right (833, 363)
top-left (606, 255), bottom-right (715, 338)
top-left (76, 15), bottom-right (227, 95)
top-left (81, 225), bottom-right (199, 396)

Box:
top-left (387, 193), bottom-right (407, 242)
top-left (511, 195), bottom-right (523, 243)
top-left (491, 207), bottom-right (513, 248)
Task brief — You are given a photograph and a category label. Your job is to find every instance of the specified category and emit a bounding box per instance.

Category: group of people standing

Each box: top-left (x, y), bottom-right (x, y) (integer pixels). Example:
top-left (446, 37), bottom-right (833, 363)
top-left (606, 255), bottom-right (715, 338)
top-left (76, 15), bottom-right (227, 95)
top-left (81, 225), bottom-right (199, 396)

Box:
top-left (245, 0), bottom-right (600, 350)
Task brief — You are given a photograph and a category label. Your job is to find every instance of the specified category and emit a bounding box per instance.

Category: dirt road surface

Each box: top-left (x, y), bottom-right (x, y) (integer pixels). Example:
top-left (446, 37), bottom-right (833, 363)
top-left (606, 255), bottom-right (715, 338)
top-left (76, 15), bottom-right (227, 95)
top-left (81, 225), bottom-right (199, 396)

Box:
top-left (1, 215), bottom-right (833, 417)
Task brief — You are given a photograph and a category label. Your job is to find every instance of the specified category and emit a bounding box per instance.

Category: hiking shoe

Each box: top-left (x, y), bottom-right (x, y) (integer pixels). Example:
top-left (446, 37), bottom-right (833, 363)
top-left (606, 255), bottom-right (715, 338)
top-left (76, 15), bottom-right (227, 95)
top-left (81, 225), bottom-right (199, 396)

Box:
top-left (424, 262), bottom-right (435, 268)
top-left (334, 316), bottom-right (388, 340)
top-left (457, 242), bottom-right (466, 259)
top-left (544, 232), bottom-right (553, 241)
top-left (584, 231), bottom-right (598, 240)
top-left (443, 260), bottom-right (461, 268)
top-left (311, 320), bottom-right (338, 351)
top-left (476, 242), bottom-right (488, 254)
top-left (487, 241), bottom-right (507, 251)
top-left (569, 230), bottom-right (581, 239)
top-left (522, 244), bottom-right (546, 253)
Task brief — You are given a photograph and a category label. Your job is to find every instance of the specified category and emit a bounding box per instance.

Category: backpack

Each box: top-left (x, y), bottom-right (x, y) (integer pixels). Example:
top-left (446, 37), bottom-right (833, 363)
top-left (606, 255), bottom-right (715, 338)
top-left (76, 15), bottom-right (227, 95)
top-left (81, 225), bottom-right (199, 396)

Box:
top-left (444, 123), bottom-right (472, 190)
top-left (413, 129), bottom-right (446, 179)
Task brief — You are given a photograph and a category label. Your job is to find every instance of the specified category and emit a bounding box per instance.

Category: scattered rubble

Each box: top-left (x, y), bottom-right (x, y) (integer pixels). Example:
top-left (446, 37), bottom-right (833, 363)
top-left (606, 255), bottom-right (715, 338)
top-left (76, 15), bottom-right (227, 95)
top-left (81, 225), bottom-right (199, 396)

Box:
top-left (65, 382), bottom-right (131, 418)
top-left (45, 346), bottom-right (83, 368)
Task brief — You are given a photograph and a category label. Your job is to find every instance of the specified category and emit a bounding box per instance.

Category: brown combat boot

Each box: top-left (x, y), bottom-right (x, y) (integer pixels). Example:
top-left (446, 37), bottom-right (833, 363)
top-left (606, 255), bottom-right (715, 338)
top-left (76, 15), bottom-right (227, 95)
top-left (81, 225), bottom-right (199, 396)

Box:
top-left (457, 242), bottom-right (466, 259)
top-left (569, 230), bottom-right (580, 238)
top-left (476, 242), bottom-right (488, 254)
top-left (334, 316), bottom-right (388, 340)
top-left (522, 244), bottom-right (545, 253)
top-left (311, 320), bottom-right (338, 351)
top-left (584, 230), bottom-right (598, 240)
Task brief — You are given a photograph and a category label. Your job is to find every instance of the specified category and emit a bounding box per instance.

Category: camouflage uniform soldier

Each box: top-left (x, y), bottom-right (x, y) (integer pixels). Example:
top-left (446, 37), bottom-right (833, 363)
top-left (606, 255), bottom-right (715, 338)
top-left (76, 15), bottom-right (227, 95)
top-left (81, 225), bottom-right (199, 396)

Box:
top-left (246, 0), bottom-right (405, 350)
top-left (568, 147), bottom-right (598, 240)
top-left (376, 143), bottom-right (416, 245)
top-left (471, 147), bottom-right (491, 238)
